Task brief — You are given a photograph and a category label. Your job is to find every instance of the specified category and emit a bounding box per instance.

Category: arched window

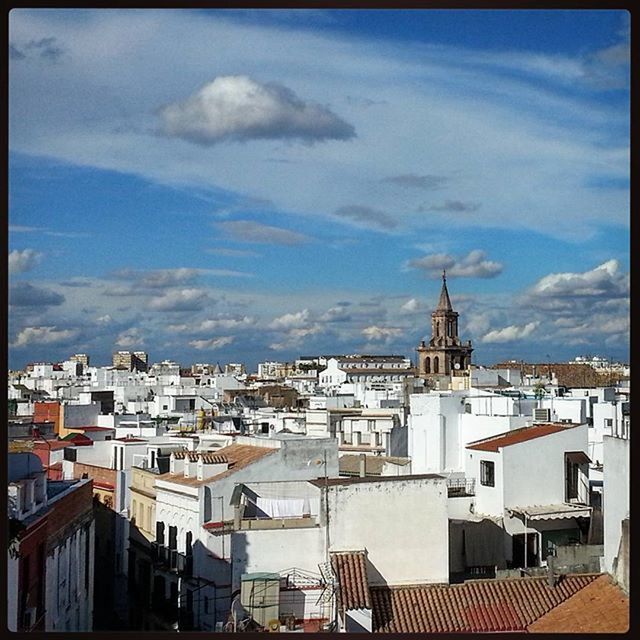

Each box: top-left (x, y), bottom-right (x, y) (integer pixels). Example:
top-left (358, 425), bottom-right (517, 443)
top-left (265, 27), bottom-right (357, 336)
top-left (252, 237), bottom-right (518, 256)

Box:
top-left (434, 356), bottom-right (439, 374)
top-left (425, 357), bottom-right (431, 374)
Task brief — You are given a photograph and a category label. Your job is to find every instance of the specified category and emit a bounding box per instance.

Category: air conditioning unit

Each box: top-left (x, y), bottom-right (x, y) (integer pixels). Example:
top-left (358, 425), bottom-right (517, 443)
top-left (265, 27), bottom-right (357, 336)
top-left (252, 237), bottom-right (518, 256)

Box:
top-left (534, 408), bottom-right (551, 422)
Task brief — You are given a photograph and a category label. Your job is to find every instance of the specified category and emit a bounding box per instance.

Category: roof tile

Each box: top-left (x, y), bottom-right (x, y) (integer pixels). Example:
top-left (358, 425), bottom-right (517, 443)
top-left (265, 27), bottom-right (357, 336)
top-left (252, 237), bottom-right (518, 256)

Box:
top-left (371, 574), bottom-right (600, 633)
top-left (467, 423), bottom-right (578, 452)
top-left (331, 551), bottom-right (372, 611)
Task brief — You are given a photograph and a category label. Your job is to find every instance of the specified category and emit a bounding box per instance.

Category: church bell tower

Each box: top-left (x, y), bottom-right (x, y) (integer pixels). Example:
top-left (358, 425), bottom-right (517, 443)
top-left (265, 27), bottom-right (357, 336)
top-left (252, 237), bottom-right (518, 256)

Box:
top-left (416, 271), bottom-right (473, 379)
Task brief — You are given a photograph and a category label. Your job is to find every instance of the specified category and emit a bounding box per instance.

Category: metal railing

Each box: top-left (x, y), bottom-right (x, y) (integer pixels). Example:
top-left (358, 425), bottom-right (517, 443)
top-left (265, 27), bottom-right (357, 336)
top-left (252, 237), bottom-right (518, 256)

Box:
top-left (447, 477), bottom-right (476, 497)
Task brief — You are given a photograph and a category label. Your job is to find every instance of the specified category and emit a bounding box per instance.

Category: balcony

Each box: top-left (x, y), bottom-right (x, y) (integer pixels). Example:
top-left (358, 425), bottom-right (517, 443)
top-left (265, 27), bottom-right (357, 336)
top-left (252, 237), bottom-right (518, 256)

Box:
top-left (447, 478), bottom-right (475, 497)
top-left (150, 543), bottom-right (193, 577)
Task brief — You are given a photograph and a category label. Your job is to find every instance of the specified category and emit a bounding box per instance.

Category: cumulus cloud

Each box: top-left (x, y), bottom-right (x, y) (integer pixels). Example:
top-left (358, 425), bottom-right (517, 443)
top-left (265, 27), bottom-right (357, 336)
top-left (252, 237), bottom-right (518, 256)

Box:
top-left (96, 314), bottom-right (114, 326)
top-left (9, 283), bottom-right (65, 307)
top-left (115, 328), bottom-right (145, 348)
top-left (481, 321), bottom-right (539, 343)
top-left (527, 260), bottom-right (628, 301)
top-left (218, 220), bottom-right (311, 245)
top-left (269, 309), bottom-right (311, 330)
top-left (13, 326), bottom-right (79, 347)
top-left (148, 288), bottom-right (209, 311)
top-left (333, 205), bottom-right (397, 230)
top-left (159, 75), bottom-right (355, 145)
top-left (9, 249), bottom-right (42, 273)
top-left (189, 336), bottom-right (234, 350)
top-left (362, 325), bottom-right (403, 341)
top-left (383, 174), bottom-right (448, 190)
top-left (320, 303), bottom-right (352, 323)
top-left (408, 250), bottom-right (503, 279)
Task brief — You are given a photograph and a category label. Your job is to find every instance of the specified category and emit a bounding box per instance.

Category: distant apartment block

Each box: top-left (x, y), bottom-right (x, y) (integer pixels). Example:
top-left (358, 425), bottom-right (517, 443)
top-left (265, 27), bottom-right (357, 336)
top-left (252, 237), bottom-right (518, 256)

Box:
top-left (70, 353), bottom-right (90, 367)
top-left (112, 351), bottom-right (148, 372)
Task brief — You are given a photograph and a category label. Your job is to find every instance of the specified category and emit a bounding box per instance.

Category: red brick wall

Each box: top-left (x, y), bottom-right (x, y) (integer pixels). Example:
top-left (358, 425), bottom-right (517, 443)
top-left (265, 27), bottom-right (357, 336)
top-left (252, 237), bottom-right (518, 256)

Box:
top-left (17, 518), bottom-right (48, 631)
top-left (33, 402), bottom-right (60, 434)
top-left (47, 480), bottom-right (94, 540)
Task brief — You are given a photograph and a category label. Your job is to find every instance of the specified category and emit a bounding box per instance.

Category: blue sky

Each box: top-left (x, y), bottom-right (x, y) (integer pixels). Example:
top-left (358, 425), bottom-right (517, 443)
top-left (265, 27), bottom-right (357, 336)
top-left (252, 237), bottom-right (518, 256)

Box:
top-left (8, 9), bottom-right (630, 370)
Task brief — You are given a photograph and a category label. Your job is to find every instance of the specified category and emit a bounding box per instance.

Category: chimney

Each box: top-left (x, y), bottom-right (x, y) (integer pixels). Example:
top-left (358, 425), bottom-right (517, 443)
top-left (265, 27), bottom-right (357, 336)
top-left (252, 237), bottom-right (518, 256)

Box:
top-left (359, 453), bottom-right (366, 478)
top-left (547, 554), bottom-right (556, 588)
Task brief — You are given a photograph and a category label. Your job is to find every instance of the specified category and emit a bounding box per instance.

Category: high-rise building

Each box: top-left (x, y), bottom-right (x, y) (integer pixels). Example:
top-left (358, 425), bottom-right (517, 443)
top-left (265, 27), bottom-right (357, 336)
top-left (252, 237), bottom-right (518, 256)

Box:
top-left (70, 353), bottom-right (90, 367)
top-left (416, 271), bottom-right (473, 379)
top-left (112, 351), bottom-right (148, 372)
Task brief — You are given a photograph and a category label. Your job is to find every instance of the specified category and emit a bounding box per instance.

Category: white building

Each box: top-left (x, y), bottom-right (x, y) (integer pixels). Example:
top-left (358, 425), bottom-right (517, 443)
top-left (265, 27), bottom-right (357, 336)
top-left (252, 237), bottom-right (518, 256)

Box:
top-left (227, 473), bottom-right (449, 631)
top-left (408, 389), bottom-right (532, 474)
top-left (602, 433), bottom-right (630, 578)
top-left (463, 422), bottom-right (591, 570)
top-left (151, 436), bottom-right (340, 631)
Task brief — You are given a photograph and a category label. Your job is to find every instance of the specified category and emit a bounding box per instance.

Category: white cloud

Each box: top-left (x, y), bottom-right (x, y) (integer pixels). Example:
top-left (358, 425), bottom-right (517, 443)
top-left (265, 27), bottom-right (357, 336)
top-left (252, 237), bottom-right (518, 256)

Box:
top-left (362, 325), bottom-right (403, 341)
top-left (189, 336), bottom-right (234, 350)
top-left (400, 298), bottom-right (420, 313)
top-left (8, 11), bottom-right (629, 241)
top-left (527, 260), bottom-right (628, 300)
top-left (96, 314), bottom-right (113, 325)
top-left (269, 309), bottom-right (311, 330)
top-left (9, 248), bottom-right (42, 273)
top-left (409, 250), bottom-right (503, 279)
top-left (169, 315), bottom-right (254, 334)
top-left (115, 327), bottom-right (145, 348)
top-left (13, 325), bottom-right (79, 347)
top-left (481, 321), bottom-right (539, 343)
top-left (159, 75), bottom-right (355, 145)
top-left (148, 288), bottom-right (209, 311)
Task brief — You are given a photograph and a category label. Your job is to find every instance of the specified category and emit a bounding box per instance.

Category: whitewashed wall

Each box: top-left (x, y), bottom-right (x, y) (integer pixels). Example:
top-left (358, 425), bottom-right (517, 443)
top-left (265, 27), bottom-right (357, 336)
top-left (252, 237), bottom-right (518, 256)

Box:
top-left (603, 435), bottom-right (630, 574)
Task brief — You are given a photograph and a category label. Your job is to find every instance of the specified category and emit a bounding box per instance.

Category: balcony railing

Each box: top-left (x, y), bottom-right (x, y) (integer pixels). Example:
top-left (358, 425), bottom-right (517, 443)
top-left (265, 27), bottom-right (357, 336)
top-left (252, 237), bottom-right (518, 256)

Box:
top-left (150, 543), bottom-right (193, 577)
top-left (447, 478), bottom-right (476, 497)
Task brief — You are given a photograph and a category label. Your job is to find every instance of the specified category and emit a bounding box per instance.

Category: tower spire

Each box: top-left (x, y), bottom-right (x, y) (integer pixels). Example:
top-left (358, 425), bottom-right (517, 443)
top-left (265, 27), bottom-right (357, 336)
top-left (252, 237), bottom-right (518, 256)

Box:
top-left (437, 270), bottom-right (453, 311)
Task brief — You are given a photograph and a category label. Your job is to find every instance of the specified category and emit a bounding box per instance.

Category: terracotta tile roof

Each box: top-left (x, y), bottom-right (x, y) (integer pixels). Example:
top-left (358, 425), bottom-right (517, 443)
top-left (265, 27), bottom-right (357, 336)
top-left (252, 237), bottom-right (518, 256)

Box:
top-left (172, 450), bottom-right (229, 464)
top-left (527, 574), bottom-right (629, 633)
top-left (371, 574), bottom-right (600, 633)
top-left (67, 425), bottom-right (114, 432)
top-left (34, 437), bottom-right (92, 449)
top-left (467, 423), bottom-right (578, 452)
top-left (331, 551), bottom-right (372, 611)
top-left (157, 444), bottom-right (277, 486)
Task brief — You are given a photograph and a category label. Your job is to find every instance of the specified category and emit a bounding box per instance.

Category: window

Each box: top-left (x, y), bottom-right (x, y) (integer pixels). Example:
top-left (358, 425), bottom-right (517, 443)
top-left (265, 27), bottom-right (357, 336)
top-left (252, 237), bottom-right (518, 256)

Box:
top-left (433, 357), bottom-right (439, 374)
top-left (605, 418), bottom-right (613, 428)
top-left (565, 455), bottom-right (579, 501)
top-left (480, 460), bottom-right (495, 487)
top-left (156, 521), bottom-right (165, 546)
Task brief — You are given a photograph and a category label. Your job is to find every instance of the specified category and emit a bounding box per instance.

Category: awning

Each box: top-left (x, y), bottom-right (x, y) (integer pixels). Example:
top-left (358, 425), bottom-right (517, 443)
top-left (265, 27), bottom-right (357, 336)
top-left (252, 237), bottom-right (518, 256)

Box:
top-left (565, 451), bottom-right (591, 464)
top-left (508, 503), bottom-right (592, 520)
